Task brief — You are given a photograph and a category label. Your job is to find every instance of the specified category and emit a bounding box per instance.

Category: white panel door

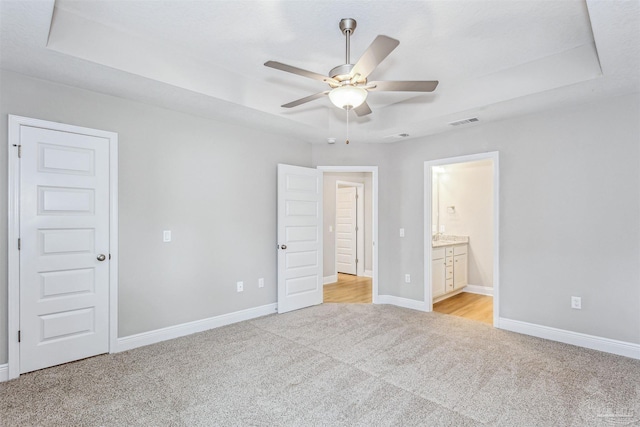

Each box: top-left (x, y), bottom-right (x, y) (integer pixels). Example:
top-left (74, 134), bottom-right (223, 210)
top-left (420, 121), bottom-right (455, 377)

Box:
top-left (20, 126), bottom-right (110, 373)
top-left (336, 187), bottom-right (357, 275)
top-left (277, 164), bottom-right (323, 314)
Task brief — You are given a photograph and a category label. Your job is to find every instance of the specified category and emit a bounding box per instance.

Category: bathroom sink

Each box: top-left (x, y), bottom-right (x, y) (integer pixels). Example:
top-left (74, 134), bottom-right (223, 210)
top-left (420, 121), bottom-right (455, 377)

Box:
top-left (432, 235), bottom-right (469, 247)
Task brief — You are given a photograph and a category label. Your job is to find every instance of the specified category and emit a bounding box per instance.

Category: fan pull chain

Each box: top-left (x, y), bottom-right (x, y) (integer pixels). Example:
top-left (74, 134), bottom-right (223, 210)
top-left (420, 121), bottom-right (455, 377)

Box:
top-left (346, 108), bottom-right (350, 144)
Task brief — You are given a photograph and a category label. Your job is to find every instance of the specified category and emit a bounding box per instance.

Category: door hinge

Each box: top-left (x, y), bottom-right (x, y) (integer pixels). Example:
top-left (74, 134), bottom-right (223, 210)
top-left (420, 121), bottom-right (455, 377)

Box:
top-left (356, 194), bottom-right (359, 199)
top-left (109, 254), bottom-right (112, 260)
top-left (356, 259), bottom-right (359, 264)
top-left (18, 238), bottom-right (21, 250)
top-left (18, 330), bottom-right (21, 343)
top-left (18, 145), bottom-right (22, 158)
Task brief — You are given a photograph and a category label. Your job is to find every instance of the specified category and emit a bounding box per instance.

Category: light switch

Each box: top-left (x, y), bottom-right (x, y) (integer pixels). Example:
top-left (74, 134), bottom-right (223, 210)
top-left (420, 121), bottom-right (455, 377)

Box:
top-left (399, 228), bottom-right (405, 237)
top-left (163, 230), bottom-right (171, 242)
top-left (329, 225), bottom-right (333, 233)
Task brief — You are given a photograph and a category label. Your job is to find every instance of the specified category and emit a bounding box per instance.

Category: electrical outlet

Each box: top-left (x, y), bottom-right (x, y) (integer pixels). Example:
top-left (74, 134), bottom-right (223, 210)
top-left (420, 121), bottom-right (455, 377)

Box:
top-left (258, 278), bottom-right (264, 288)
top-left (399, 228), bottom-right (405, 237)
top-left (237, 281), bottom-right (244, 292)
top-left (405, 274), bottom-right (411, 283)
top-left (571, 296), bottom-right (581, 309)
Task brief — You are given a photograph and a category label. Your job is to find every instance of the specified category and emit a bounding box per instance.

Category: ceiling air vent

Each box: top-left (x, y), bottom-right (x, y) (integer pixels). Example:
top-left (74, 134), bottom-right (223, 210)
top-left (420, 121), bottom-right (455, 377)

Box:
top-left (449, 117), bottom-right (479, 127)
top-left (384, 133), bottom-right (411, 140)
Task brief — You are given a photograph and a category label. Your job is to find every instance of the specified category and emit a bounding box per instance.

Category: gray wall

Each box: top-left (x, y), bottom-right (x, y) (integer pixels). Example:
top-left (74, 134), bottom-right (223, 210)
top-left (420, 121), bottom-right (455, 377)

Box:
top-left (0, 70), bottom-right (312, 363)
top-left (314, 94), bottom-right (640, 344)
top-left (1, 69), bottom-right (638, 366)
top-left (322, 172), bottom-right (373, 278)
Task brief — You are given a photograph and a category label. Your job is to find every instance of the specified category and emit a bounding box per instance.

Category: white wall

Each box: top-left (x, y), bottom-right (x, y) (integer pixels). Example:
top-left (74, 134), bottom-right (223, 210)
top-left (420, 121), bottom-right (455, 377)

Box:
top-left (437, 160), bottom-right (494, 287)
top-left (315, 93), bottom-right (640, 345)
top-left (322, 172), bottom-right (373, 278)
top-left (0, 70), bottom-right (312, 364)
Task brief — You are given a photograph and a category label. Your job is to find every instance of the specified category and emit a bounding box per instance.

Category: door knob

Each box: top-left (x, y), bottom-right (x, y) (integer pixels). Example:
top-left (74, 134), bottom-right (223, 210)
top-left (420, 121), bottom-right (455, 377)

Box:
top-left (280, 244), bottom-right (287, 250)
top-left (97, 254), bottom-right (106, 261)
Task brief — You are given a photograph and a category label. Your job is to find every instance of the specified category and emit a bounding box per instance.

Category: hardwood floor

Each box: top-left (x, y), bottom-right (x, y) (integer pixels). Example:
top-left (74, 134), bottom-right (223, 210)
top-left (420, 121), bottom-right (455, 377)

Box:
top-left (323, 277), bottom-right (491, 326)
top-left (323, 273), bottom-right (372, 303)
top-left (433, 292), bottom-right (493, 325)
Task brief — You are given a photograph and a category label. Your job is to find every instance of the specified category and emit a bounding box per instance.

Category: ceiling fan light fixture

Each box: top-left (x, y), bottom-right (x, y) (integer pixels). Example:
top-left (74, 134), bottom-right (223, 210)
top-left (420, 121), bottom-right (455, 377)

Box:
top-left (328, 85), bottom-right (367, 110)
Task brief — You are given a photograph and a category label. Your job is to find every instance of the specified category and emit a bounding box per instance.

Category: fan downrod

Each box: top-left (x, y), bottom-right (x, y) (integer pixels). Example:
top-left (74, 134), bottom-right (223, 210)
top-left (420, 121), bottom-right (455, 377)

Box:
top-left (330, 18), bottom-right (359, 82)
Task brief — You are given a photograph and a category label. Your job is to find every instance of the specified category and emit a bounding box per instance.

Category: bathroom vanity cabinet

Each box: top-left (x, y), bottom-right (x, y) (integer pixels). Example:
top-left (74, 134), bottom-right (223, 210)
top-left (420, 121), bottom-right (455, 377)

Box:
top-left (432, 243), bottom-right (468, 300)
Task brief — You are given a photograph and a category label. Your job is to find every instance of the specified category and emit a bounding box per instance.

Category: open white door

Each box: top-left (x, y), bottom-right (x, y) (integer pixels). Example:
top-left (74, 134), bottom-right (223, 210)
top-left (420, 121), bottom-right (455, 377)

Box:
top-left (277, 164), bottom-right (323, 314)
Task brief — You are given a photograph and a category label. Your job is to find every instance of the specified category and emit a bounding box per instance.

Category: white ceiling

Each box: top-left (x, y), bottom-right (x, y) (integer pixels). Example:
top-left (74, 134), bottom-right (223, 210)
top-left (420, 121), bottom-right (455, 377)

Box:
top-left (1, 0), bottom-right (638, 144)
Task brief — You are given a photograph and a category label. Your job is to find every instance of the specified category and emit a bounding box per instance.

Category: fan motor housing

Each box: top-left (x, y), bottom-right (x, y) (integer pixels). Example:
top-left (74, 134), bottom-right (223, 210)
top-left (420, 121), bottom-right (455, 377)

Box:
top-left (329, 64), bottom-right (367, 87)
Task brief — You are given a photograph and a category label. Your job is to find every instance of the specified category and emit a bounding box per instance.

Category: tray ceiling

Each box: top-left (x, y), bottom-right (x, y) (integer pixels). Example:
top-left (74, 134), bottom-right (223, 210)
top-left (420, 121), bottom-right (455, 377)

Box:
top-left (1, 0), bottom-right (638, 143)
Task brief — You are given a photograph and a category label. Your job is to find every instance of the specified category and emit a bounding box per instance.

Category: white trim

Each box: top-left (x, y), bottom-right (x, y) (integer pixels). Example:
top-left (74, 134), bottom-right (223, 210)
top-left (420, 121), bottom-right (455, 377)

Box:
top-left (115, 303), bottom-right (277, 353)
top-left (377, 295), bottom-right (427, 312)
top-left (0, 364), bottom-right (8, 382)
top-left (463, 284), bottom-right (494, 296)
top-left (363, 269), bottom-right (373, 278)
top-left (323, 275), bottom-right (338, 285)
top-left (7, 115), bottom-right (119, 380)
top-left (7, 117), bottom-right (20, 380)
top-left (498, 318), bottom-right (640, 360)
top-left (109, 127), bottom-right (119, 354)
top-left (317, 166), bottom-right (379, 304)
top-left (424, 152), bottom-right (500, 325)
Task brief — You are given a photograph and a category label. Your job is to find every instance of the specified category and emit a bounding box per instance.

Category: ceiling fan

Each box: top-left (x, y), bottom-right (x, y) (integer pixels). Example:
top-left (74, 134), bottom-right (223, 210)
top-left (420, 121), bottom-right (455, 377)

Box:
top-left (265, 18), bottom-right (438, 116)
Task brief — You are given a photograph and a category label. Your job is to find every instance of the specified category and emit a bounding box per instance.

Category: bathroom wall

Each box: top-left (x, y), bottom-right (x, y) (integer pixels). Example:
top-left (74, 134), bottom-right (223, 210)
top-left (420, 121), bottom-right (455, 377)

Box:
top-left (437, 160), bottom-right (494, 287)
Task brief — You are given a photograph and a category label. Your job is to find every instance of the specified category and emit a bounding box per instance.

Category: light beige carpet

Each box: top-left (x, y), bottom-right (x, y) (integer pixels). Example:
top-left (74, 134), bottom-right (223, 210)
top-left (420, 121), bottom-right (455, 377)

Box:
top-left (1, 304), bottom-right (639, 426)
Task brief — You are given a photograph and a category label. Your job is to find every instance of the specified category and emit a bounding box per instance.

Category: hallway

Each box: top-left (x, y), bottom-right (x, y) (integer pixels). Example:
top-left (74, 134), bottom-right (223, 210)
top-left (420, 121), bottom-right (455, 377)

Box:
top-left (323, 273), bottom-right (372, 303)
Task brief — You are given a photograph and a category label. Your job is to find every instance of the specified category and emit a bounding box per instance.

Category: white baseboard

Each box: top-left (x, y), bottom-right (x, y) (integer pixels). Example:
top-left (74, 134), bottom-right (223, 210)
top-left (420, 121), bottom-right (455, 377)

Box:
top-left (498, 318), bottom-right (640, 360)
top-left (377, 295), bottom-right (427, 312)
top-left (463, 284), bottom-right (493, 296)
top-left (115, 303), bottom-right (277, 353)
top-left (0, 364), bottom-right (8, 382)
top-left (323, 275), bottom-right (338, 285)
top-left (363, 270), bottom-right (373, 278)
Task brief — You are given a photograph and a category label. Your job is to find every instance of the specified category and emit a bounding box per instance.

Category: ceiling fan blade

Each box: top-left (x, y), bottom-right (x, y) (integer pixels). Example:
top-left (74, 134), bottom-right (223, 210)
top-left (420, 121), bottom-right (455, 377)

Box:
top-left (281, 91), bottom-right (329, 108)
top-left (265, 61), bottom-right (338, 85)
top-left (349, 35), bottom-right (400, 80)
top-left (353, 101), bottom-right (372, 117)
top-left (367, 80), bottom-right (439, 92)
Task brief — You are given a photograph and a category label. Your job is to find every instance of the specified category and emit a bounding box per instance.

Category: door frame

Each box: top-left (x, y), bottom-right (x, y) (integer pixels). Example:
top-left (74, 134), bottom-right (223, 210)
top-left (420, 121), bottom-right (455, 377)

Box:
top-left (7, 115), bottom-right (119, 380)
top-left (317, 166), bottom-right (378, 303)
top-left (335, 181), bottom-right (365, 277)
top-left (423, 152), bottom-right (500, 325)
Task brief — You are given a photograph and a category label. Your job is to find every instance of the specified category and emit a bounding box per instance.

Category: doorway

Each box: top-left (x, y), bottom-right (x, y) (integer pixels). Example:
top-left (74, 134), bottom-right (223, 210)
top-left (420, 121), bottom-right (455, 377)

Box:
top-left (317, 166), bottom-right (378, 304)
top-left (7, 116), bottom-right (119, 380)
top-left (424, 152), bottom-right (499, 325)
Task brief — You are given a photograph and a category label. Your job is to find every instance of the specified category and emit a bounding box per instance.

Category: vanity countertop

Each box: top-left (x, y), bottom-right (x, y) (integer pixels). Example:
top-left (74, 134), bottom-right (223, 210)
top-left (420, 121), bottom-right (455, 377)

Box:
top-left (432, 235), bottom-right (469, 248)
